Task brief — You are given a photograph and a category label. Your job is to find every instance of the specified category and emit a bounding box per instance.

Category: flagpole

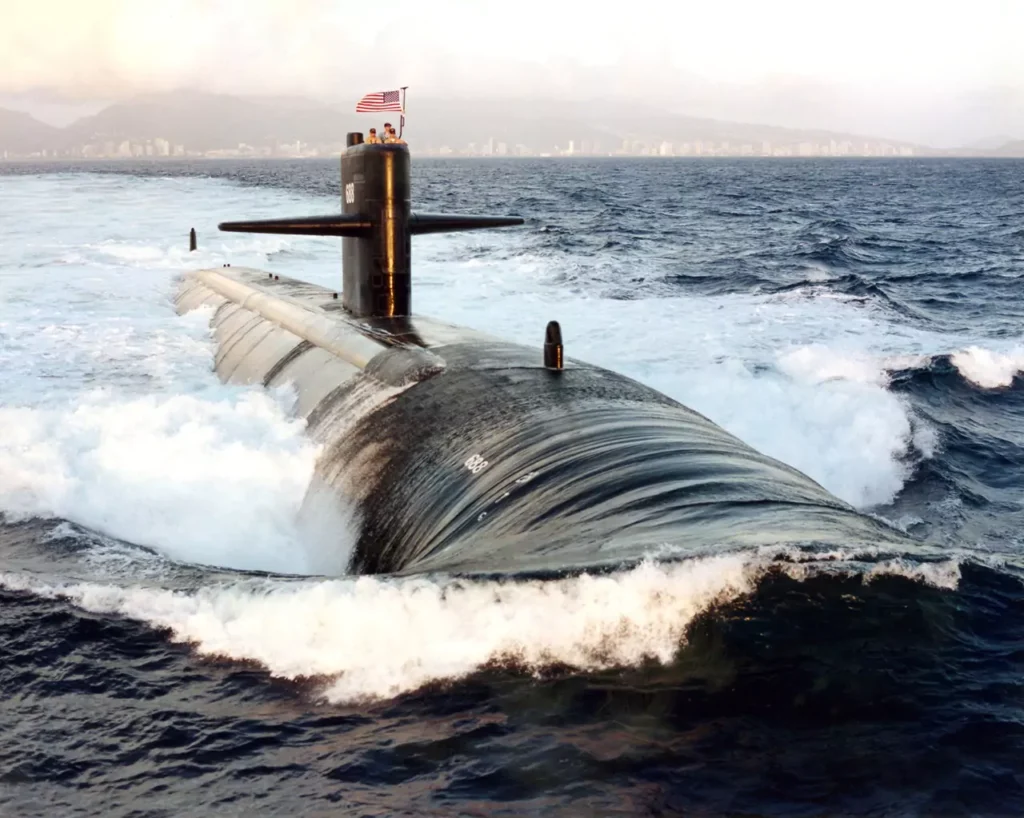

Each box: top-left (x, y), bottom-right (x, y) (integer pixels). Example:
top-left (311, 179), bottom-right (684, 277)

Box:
top-left (399, 86), bottom-right (408, 139)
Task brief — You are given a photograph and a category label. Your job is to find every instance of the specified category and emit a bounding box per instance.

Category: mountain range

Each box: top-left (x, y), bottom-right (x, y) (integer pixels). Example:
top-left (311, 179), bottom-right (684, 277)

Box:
top-left (1, 91), bottom-right (1021, 157)
top-left (0, 108), bottom-right (60, 154)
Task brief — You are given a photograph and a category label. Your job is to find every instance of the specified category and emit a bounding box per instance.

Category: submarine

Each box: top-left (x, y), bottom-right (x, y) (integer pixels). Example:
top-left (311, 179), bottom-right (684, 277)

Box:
top-left (175, 133), bottom-right (911, 578)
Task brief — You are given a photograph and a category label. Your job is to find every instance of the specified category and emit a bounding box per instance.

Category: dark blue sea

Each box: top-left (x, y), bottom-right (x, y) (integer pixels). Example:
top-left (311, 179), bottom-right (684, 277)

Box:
top-left (1, 157), bottom-right (1023, 816)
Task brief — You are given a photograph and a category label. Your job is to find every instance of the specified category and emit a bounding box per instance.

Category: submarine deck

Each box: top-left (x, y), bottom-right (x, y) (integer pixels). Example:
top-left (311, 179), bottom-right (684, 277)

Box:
top-left (175, 265), bottom-right (917, 577)
top-left (180, 264), bottom-right (532, 365)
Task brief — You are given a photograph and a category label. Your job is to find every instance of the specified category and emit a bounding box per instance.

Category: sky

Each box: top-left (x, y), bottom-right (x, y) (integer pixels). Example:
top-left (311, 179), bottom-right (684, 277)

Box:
top-left (1, 0), bottom-right (1022, 147)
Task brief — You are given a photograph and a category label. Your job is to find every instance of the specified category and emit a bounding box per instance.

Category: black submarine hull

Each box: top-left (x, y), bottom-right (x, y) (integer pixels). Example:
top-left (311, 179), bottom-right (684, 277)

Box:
top-left (176, 266), bottom-right (911, 577)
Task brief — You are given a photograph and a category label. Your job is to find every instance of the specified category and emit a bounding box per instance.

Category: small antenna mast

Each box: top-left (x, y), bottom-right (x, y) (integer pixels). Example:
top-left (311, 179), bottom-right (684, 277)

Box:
top-left (399, 86), bottom-right (408, 139)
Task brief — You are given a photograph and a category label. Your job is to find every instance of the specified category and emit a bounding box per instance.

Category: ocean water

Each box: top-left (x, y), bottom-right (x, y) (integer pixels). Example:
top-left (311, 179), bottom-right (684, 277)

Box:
top-left (1, 157), bottom-right (1023, 816)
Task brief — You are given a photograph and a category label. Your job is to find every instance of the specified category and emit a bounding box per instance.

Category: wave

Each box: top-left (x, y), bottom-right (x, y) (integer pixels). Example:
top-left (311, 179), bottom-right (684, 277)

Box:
top-left (877, 350), bottom-right (1024, 545)
top-left (779, 345), bottom-right (1024, 396)
top-left (948, 346), bottom-right (1024, 389)
top-left (660, 269), bottom-right (927, 323)
top-left (797, 217), bottom-right (862, 236)
top-left (885, 348), bottom-right (1024, 392)
top-left (0, 549), bottom-right (968, 704)
top-left (767, 273), bottom-right (928, 320)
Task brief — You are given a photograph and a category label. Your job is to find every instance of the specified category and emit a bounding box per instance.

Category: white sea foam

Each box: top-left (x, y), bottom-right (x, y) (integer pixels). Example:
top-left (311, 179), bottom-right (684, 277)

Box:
top-left (667, 347), bottom-right (934, 508)
top-left (777, 344), bottom-right (891, 387)
top-left (0, 551), bottom-right (962, 703)
top-left (951, 345), bottom-right (1024, 389)
top-left (0, 387), bottom-right (355, 574)
top-left (0, 175), bottom-right (357, 575)
top-left (864, 557), bottom-right (962, 589)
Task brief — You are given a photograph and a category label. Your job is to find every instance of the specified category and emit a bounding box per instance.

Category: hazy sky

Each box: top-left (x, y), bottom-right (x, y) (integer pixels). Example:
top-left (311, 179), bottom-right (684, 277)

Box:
top-left (2, 0), bottom-right (1022, 146)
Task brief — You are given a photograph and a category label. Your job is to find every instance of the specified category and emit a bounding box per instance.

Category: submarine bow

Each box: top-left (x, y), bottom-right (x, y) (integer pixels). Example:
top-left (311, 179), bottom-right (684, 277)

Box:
top-left (175, 134), bottom-right (913, 577)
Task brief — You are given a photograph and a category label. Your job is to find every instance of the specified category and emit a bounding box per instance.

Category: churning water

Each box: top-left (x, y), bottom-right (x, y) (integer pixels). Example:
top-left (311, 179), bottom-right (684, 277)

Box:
top-left (1, 157), bottom-right (1023, 815)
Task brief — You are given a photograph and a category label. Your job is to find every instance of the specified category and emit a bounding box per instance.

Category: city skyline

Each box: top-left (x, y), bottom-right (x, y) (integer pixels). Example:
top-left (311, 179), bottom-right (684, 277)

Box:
top-left (1, 136), bottom-right (923, 161)
top-left (5, 91), bottom-right (1020, 161)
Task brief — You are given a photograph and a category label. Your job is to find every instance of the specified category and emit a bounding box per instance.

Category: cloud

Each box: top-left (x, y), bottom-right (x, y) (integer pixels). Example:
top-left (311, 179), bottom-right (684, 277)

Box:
top-left (1, 0), bottom-right (358, 99)
top-left (1, 0), bottom-right (1021, 144)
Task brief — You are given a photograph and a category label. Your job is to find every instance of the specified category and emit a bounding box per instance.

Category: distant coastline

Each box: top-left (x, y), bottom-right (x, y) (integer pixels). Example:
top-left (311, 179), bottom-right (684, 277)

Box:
top-left (8, 155), bottom-right (1024, 164)
top-left (2, 91), bottom-right (1021, 160)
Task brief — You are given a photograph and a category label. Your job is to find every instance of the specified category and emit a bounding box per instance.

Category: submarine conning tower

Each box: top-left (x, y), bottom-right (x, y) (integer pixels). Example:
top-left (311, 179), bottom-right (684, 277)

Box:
top-left (218, 132), bottom-right (525, 318)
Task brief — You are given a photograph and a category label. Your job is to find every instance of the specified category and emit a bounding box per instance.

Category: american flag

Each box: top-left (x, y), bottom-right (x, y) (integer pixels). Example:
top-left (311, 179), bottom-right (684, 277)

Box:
top-left (355, 89), bottom-right (403, 113)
